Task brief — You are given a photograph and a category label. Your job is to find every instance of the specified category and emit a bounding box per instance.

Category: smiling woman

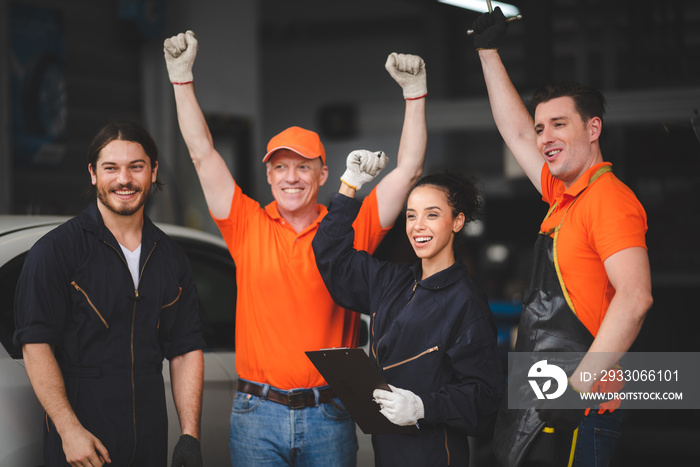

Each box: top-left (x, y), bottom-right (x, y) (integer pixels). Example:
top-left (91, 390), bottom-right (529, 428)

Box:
top-left (313, 170), bottom-right (505, 466)
top-left (405, 172), bottom-right (481, 273)
top-left (405, 184), bottom-right (463, 277)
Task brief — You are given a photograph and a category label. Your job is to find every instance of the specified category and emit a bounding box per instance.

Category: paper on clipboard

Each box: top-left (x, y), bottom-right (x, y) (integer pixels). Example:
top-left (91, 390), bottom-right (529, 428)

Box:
top-left (305, 347), bottom-right (419, 434)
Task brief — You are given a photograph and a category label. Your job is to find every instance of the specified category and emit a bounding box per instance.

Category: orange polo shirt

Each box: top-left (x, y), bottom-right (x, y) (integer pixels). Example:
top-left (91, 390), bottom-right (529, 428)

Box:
top-left (213, 184), bottom-right (390, 390)
top-left (540, 162), bottom-right (648, 337)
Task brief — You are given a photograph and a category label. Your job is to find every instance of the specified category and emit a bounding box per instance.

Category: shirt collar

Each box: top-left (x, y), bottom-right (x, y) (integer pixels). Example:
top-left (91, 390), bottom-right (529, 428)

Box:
top-left (556, 162), bottom-right (612, 199)
top-left (264, 200), bottom-right (328, 233)
top-left (77, 200), bottom-right (160, 247)
top-left (410, 259), bottom-right (468, 290)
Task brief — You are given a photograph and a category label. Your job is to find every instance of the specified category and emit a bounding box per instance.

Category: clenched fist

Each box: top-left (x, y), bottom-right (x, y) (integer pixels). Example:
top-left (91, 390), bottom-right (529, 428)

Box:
top-left (341, 150), bottom-right (389, 191)
top-left (385, 53), bottom-right (427, 99)
top-left (164, 30), bottom-right (198, 84)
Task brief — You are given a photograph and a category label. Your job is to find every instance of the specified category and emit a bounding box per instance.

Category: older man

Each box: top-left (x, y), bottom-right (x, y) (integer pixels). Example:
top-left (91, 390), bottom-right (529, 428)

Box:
top-left (164, 30), bottom-right (427, 466)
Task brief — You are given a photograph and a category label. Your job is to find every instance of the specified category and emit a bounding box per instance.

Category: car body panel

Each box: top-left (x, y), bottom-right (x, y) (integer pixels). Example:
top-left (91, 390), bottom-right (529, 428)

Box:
top-left (0, 351), bottom-right (45, 466)
top-left (163, 351), bottom-right (237, 463)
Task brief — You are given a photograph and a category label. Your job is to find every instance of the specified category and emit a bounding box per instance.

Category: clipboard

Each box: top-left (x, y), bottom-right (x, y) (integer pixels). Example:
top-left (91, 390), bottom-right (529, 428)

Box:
top-left (305, 347), bottom-right (419, 434)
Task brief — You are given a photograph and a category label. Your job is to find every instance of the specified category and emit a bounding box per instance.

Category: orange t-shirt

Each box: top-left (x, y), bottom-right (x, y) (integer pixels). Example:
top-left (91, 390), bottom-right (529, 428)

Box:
top-left (213, 185), bottom-right (390, 390)
top-left (540, 162), bottom-right (648, 337)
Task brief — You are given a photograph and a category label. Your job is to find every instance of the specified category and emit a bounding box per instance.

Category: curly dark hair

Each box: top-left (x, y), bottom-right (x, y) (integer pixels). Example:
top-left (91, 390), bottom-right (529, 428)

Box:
top-left (410, 171), bottom-right (483, 232)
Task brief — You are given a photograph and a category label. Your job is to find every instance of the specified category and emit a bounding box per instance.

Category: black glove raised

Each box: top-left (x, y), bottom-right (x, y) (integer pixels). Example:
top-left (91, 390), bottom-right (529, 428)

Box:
top-left (171, 434), bottom-right (202, 467)
top-left (471, 6), bottom-right (508, 50)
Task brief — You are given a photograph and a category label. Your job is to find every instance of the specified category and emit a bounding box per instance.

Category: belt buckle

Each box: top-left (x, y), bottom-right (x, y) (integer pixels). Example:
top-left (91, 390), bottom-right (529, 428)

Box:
top-left (287, 390), bottom-right (307, 410)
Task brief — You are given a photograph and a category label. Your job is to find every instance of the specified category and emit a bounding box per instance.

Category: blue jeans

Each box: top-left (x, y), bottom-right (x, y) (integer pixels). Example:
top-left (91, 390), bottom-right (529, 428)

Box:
top-left (571, 410), bottom-right (622, 467)
top-left (229, 380), bottom-right (358, 466)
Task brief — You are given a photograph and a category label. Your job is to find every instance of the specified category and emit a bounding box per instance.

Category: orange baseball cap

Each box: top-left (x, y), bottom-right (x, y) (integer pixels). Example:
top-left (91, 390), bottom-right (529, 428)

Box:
top-left (262, 126), bottom-right (326, 165)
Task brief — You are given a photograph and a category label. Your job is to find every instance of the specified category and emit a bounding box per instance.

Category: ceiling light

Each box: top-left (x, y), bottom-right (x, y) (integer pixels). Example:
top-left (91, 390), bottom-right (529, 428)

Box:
top-left (438, 0), bottom-right (520, 17)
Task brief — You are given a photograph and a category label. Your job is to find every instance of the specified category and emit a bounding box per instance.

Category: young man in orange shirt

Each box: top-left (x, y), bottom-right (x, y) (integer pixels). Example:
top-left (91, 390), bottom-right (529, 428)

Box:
top-left (163, 31), bottom-right (426, 466)
top-left (471, 8), bottom-right (653, 467)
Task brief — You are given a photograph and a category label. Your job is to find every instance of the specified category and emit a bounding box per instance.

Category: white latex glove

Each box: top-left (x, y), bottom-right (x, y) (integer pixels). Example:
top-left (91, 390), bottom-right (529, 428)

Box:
top-left (385, 53), bottom-right (427, 100)
top-left (340, 150), bottom-right (389, 191)
top-left (372, 384), bottom-right (425, 426)
top-left (163, 30), bottom-right (198, 84)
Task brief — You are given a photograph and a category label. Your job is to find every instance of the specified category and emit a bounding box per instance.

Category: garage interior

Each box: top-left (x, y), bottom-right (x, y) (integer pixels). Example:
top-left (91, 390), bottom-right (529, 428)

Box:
top-left (1, 0), bottom-right (699, 465)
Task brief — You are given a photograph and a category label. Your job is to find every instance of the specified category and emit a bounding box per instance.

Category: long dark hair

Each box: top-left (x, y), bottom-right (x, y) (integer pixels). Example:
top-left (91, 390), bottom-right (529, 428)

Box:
top-left (86, 121), bottom-right (163, 193)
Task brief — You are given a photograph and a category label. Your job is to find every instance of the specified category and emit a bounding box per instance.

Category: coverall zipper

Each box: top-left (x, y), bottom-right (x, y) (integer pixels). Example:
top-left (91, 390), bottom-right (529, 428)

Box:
top-left (382, 345), bottom-right (439, 371)
top-left (444, 426), bottom-right (451, 465)
top-left (71, 281), bottom-right (109, 329)
top-left (408, 280), bottom-right (418, 302)
top-left (161, 287), bottom-right (182, 309)
top-left (159, 287), bottom-right (182, 329)
top-left (103, 240), bottom-right (157, 466)
top-left (372, 281), bottom-right (420, 363)
top-left (371, 313), bottom-right (377, 360)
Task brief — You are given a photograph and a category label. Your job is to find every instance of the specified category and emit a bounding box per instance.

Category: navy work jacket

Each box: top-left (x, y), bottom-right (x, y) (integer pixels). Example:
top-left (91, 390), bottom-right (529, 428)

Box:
top-left (313, 193), bottom-right (506, 467)
top-left (14, 201), bottom-right (206, 466)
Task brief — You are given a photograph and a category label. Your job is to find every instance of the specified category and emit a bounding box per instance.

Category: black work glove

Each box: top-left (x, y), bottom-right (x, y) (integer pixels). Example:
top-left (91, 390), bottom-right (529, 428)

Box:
top-left (171, 434), bottom-right (202, 467)
top-left (535, 380), bottom-right (588, 431)
top-left (471, 6), bottom-right (508, 50)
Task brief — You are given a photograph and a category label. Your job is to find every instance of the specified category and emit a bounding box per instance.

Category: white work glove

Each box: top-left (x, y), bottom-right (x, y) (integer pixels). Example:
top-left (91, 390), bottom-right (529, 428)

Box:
top-left (385, 53), bottom-right (427, 100)
top-left (340, 150), bottom-right (389, 191)
top-left (163, 30), bottom-right (198, 84)
top-left (373, 384), bottom-right (425, 426)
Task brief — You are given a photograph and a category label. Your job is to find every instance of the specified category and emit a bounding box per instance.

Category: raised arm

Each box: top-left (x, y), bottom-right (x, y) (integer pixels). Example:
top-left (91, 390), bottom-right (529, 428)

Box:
top-left (471, 9), bottom-right (545, 193)
top-left (164, 31), bottom-right (236, 219)
top-left (375, 53), bottom-right (427, 227)
top-left (312, 193), bottom-right (376, 315)
top-left (23, 343), bottom-right (111, 466)
top-left (315, 150), bottom-right (390, 312)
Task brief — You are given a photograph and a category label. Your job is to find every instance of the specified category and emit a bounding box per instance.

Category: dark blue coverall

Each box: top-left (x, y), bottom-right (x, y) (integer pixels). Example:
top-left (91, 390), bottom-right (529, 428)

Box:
top-left (313, 193), bottom-right (506, 467)
top-left (14, 202), bottom-right (206, 466)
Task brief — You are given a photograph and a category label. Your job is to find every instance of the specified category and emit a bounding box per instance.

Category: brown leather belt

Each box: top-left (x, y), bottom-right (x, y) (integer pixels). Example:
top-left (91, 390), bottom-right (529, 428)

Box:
top-left (237, 380), bottom-right (338, 410)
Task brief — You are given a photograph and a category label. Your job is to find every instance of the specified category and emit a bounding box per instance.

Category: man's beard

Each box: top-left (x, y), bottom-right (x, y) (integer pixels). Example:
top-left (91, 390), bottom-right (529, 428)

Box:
top-left (96, 183), bottom-right (150, 216)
